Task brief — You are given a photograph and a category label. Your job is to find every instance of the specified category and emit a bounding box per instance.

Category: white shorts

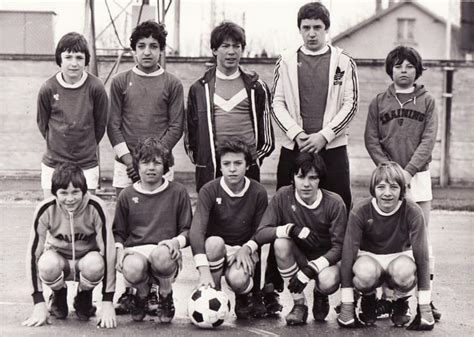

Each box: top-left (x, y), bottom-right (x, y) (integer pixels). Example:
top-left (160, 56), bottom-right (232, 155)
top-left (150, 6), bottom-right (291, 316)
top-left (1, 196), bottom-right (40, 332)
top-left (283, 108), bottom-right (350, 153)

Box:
top-left (112, 160), bottom-right (174, 188)
top-left (358, 250), bottom-right (414, 271)
top-left (125, 244), bottom-right (157, 260)
top-left (407, 170), bottom-right (432, 202)
top-left (41, 163), bottom-right (99, 190)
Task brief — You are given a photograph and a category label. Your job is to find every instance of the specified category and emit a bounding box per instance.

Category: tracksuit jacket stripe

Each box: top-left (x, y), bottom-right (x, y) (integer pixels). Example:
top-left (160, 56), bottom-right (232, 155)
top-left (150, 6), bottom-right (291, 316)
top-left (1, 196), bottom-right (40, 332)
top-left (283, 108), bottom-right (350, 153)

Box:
top-left (333, 58), bottom-right (358, 135)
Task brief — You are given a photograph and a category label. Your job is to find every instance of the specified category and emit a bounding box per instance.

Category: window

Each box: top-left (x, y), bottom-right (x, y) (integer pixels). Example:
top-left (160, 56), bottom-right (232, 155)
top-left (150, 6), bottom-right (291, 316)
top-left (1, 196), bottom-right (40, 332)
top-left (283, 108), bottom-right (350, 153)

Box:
top-left (397, 18), bottom-right (417, 45)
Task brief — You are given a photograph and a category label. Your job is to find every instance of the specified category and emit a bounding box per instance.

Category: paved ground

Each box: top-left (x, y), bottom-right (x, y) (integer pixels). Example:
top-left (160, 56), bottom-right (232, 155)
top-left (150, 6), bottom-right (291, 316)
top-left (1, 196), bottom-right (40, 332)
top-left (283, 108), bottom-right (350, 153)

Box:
top-left (1, 201), bottom-right (473, 336)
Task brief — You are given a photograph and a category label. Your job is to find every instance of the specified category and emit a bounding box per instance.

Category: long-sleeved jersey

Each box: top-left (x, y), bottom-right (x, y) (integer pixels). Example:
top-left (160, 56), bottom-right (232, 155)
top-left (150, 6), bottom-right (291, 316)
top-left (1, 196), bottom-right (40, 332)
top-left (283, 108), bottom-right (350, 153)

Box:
top-left (113, 180), bottom-right (192, 247)
top-left (255, 186), bottom-right (347, 264)
top-left (340, 197), bottom-right (430, 290)
top-left (27, 194), bottom-right (115, 304)
top-left (364, 84), bottom-right (438, 176)
top-left (189, 177), bottom-right (268, 256)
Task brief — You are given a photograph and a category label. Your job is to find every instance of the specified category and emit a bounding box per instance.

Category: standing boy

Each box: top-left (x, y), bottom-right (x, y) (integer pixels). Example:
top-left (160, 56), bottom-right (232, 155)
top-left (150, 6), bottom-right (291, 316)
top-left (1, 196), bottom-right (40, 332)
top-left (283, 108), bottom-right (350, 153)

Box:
top-left (184, 21), bottom-right (274, 192)
top-left (37, 32), bottom-right (108, 198)
top-left (108, 21), bottom-right (184, 195)
top-left (255, 152), bottom-right (347, 325)
top-left (23, 163), bottom-right (116, 328)
top-left (266, 1), bottom-right (359, 312)
top-left (337, 162), bottom-right (434, 331)
top-left (112, 137), bottom-right (192, 323)
top-left (189, 139), bottom-right (269, 319)
top-left (364, 46), bottom-right (440, 320)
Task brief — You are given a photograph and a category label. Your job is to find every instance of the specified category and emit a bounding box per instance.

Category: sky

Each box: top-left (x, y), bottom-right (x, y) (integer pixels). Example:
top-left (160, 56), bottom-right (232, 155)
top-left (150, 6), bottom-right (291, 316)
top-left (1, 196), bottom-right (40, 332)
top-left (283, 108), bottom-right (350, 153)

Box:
top-left (0, 0), bottom-right (462, 56)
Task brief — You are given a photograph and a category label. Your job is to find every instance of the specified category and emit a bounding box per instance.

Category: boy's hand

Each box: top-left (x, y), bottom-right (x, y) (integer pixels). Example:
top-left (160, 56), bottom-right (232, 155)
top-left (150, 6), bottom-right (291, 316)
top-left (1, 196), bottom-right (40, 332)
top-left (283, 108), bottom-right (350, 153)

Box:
top-left (197, 266), bottom-right (215, 288)
top-left (158, 238), bottom-right (181, 261)
top-left (288, 265), bottom-right (316, 293)
top-left (289, 224), bottom-right (320, 250)
top-left (295, 132), bottom-right (310, 149)
top-left (21, 302), bottom-right (50, 327)
top-left (228, 246), bottom-right (253, 275)
top-left (300, 132), bottom-right (327, 154)
top-left (120, 153), bottom-right (139, 182)
top-left (407, 304), bottom-right (435, 331)
top-left (96, 301), bottom-right (117, 329)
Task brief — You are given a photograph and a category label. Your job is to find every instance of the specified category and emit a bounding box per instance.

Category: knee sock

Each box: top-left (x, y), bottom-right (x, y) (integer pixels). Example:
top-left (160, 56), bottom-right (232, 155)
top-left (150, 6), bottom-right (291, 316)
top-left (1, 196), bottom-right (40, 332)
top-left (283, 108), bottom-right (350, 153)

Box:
top-left (209, 257), bottom-right (225, 290)
top-left (278, 263), bottom-right (306, 304)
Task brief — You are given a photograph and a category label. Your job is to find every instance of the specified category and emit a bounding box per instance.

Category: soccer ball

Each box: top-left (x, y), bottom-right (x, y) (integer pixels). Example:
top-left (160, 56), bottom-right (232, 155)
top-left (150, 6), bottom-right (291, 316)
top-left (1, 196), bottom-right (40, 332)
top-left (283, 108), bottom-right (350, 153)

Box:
top-left (188, 286), bottom-right (230, 328)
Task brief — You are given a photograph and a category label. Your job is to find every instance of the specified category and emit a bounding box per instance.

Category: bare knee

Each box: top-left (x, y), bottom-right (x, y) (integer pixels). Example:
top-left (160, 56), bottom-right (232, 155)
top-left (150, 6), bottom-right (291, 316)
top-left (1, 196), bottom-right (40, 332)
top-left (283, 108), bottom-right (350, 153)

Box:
top-left (79, 252), bottom-right (104, 281)
top-left (387, 255), bottom-right (416, 291)
top-left (205, 236), bottom-right (225, 260)
top-left (38, 251), bottom-right (64, 281)
top-left (273, 238), bottom-right (293, 262)
top-left (122, 254), bottom-right (148, 285)
top-left (150, 245), bottom-right (177, 276)
top-left (353, 255), bottom-right (381, 292)
top-left (225, 265), bottom-right (252, 294)
top-left (317, 265), bottom-right (340, 295)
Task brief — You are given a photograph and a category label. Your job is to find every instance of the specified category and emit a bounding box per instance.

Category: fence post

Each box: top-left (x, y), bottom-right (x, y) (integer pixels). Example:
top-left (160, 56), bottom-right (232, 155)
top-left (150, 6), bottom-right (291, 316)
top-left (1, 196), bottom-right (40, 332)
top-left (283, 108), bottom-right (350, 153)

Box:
top-left (440, 66), bottom-right (454, 187)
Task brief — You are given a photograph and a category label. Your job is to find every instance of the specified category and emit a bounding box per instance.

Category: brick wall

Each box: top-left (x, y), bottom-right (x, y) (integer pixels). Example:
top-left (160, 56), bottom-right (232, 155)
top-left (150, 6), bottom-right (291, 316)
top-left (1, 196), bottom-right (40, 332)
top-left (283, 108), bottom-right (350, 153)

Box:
top-left (0, 55), bottom-right (472, 185)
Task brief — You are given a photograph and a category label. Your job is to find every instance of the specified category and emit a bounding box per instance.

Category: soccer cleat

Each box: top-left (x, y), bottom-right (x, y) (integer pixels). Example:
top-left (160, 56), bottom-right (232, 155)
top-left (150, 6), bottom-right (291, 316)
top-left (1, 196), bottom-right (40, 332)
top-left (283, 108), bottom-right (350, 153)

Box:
top-left (49, 286), bottom-right (68, 319)
top-left (407, 304), bottom-right (435, 331)
top-left (430, 301), bottom-right (441, 321)
top-left (251, 292), bottom-right (267, 318)
top-left (235, 293), bottom-right (253, 319)
top-left (263, 290), bottom-right (283, 316)
top-left (285, 303), bottom-right (308, 325)
top-left (359, 293), bottom-right (377, 326)
top-left (115, 287), bottom-right (135, 315)
top-left (391, 296), bottom-right (411, 327)
top-left (156, 292), bottom-right (175, 323)
top-left (146, 285), bottom-right (159, 316)
top-left (376, 298), bottom-right (393, 318)
top-left (131, 295), bottom-right (147, 322)
top-left (73, 289), bottom-right (96, 321)
top-left (312, 290), bottom-right (329, 322)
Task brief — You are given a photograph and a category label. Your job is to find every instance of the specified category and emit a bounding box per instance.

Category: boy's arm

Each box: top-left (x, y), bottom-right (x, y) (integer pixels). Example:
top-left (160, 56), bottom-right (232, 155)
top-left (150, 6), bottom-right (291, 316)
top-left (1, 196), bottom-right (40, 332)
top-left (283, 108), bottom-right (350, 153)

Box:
top-left (244, 187), bottom-right (268, 253)
top-left (256, 80), bottom-right (275, 161)
top-left (271, 56), bottom-right (305, 141)
top-left (254, 195), bottom-right (282, 246)
top-left (319, 57), bottom-right (359, 144)
top-left (160, 78), bottom-right (185, 151)
top-left (174, 188), bottom-right (193, 248)
top-left (364, 96), bottom-right (390, 165)
top-left (340, 210), bottom-right (364, 295)
top-left (112, 193), bottom-right (129, 248)
top-left (93, 82), bottom-right (108, 144)
top-left (36, 84), bottom-right (51, 139)
top-left (408, 210), bottom-right (430, 294)
top-left (184, 85), bottom-right (198, 164)
top-left (107, 76), bottom-right (130, 160)
top-left (405, 96), bottom-right (438, 176)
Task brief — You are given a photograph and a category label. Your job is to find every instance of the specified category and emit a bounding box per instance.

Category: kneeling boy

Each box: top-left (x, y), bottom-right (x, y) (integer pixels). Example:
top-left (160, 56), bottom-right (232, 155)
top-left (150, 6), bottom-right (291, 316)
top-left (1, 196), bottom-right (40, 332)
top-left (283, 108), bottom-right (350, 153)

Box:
top-left (112, 137), bottom-right (192, 323)
top-left (189, 139), bottom-right (268, 319)
top-left (337, 161), bottom-right (434, 330)
top-left (24, 163), bottom-right (116, 328)
top-left (255, 152), bottom-right (347, 325)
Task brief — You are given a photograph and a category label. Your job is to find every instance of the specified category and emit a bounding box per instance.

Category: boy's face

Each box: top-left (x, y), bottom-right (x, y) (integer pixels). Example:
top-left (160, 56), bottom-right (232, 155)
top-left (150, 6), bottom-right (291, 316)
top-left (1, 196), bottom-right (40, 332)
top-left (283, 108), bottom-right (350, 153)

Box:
top-left (392, 59), bottom-right (416, 89)
top-left (374, 179), bottom-right (401, 213)
top-left (293, 167), bottom-right (320, 204)
top-left (56, 182), bottom-right (84, 213)
top-left (138, 156), bottom-right (164, 188)
top-left (299, 18), bottom-right (327, 52)
top-left (60, 51), bottom-right (86, 84)
top-left (213, 38), bottom-right (242, 75)
top-left (134, 36), bottom-right (161, 73)
top-left (220, 152), bottom-right (247, 187)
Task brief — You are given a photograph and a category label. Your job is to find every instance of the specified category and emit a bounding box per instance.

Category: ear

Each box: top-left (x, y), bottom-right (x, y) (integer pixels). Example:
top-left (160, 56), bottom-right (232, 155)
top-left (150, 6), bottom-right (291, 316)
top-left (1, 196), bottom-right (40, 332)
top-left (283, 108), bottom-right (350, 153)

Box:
top-left (212, 49), bottom-right (218, 57)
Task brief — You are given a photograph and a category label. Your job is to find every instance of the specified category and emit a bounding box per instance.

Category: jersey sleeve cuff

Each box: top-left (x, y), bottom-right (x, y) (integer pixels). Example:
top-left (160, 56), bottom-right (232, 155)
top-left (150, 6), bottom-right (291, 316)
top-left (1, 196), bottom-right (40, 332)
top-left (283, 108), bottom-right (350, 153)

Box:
top-left (243, 240), bottom-right (258, 254)
top-left (193, 254), bottom-right (209, 268)
top-left (287, 125), bottom-right (305, 142)
top-left (176, 235), bottom-right (187, 249)
top-left (102, 292), bottom-right (114, 302)
top-left (319, 127), bottom-right (336, 144)
top-left (341, 287), bottom-right (354, 303)
top-left (276, 223), bottom-right (293, 238)
top-left (32, 292), bottom-right (45, 304)
top-left (308, 256), bottom-right (330, 273)
top-left (418, 289), bottom-right (431, 305)
top-left (113, 142), bottom-right (130, 158)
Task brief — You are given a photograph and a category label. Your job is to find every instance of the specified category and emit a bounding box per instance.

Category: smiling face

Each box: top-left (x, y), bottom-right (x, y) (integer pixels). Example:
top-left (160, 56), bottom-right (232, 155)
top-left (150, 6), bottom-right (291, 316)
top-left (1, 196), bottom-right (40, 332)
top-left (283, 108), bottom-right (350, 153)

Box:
top-left (56, 182), bottom-right (84, 213)
top-left (134, 36), bottom-right (161, 73)
top-left (138, 156), bottom-right (164, 190)
top-left (392, 59), bottom-right (416, 90)
top-left (374, 179), bottom-right (402, 213)
top-left (299, 18), bottom-right (327, 52)
top-left (60, 51), bottom-right (86, 84)
top-left (293, 167), bottom-right (320, 205)
top-left (213, 38), bottom-right (242, 75)
top-left (220, 151), bottom-right (247, 189)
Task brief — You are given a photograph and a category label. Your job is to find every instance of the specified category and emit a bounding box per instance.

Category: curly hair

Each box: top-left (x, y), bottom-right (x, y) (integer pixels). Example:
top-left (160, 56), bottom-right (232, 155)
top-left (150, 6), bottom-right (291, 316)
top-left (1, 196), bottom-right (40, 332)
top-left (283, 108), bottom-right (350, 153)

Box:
top-left (130, 20), bottom-right (167, 51)
top-left (132, 137), bottom-right (174, 175)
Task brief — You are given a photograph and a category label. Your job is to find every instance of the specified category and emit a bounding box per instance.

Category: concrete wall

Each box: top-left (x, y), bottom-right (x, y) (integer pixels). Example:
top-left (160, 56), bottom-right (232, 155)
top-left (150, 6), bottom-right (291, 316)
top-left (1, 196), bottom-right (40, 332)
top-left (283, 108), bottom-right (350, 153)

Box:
top-left (0, 55), bottom-right (473, 185)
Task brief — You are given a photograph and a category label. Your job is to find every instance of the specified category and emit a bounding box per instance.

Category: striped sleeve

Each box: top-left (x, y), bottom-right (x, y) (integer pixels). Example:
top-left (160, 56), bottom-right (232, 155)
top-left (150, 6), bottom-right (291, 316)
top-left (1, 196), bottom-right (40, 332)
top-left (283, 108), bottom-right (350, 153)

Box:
top-left (256, 79), bottom-right (275, 160)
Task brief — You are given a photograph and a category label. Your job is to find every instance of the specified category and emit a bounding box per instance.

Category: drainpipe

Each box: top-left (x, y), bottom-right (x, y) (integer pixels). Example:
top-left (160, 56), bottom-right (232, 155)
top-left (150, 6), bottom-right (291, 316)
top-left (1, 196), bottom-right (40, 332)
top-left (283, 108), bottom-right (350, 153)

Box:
top-left (440, 66), bottom-right (454, 187)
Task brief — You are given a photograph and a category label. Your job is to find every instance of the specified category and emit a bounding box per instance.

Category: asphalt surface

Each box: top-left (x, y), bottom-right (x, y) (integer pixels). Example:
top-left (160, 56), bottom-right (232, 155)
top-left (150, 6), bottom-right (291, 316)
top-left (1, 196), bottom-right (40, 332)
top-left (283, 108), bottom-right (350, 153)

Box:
top-left (0, 203), bottom-right (473, 336)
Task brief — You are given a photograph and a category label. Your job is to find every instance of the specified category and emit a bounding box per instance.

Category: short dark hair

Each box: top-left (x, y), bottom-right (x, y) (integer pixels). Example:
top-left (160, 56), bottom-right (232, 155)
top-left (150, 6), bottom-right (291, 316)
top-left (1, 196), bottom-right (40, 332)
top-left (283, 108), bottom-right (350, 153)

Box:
top-left (216, 138), bottom-right (252, 166)
top-left (297, 2), bottom-right (330, 29)
top-left (369, 161), bottom-right (407, 200)
top-left (385, 46), bottom-right (425, 80)
top-left (210, 21), bottom-right (246, 51)
top-left (55, 32), bottom-right (90, 67)
top-left (51, 162), bottom-right (88, 196)
top-left (291, 152), bottom-right (327, 182)
top-left (130, 21), bottom-right (167, 51)
top-left (132, 137), bottom-right (174, 175)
